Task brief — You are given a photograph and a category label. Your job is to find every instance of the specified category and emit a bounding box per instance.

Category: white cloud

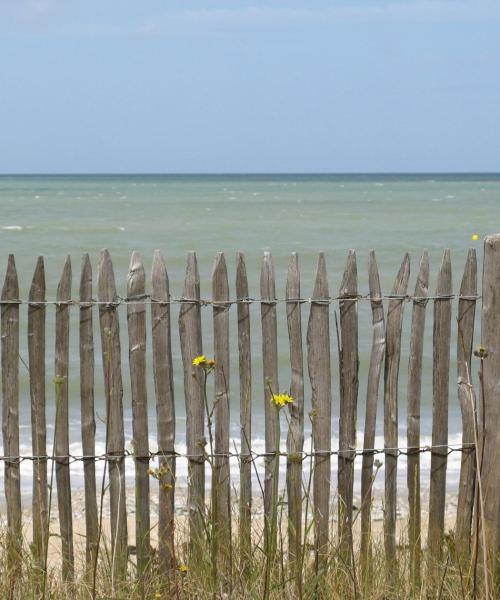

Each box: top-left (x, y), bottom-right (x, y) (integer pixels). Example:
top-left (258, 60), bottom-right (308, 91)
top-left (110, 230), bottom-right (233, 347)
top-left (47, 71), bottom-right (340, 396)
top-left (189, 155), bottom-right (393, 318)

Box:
top-left (119, 1), bottom-right (500, 38)
top-left (176, 2), bottom-right (500, 26)
top-left (2, 1), bottom-right (499, 37)
top-left (0, 0), bottom-right (64, 26)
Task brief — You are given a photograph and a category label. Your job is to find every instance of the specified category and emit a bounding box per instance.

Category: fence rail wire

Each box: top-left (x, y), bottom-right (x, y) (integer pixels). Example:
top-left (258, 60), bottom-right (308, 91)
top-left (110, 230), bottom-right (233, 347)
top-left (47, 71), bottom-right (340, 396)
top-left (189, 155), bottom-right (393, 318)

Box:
top-left (0, 293), bottom-right (481, 307)
top-left (0, 442), bottom-right (475, 464)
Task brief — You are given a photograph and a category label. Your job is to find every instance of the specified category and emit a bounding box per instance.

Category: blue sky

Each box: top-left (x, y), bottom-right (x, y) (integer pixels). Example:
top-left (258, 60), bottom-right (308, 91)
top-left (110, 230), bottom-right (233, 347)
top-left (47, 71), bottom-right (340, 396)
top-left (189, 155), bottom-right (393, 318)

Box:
top-left (1, 1), bottom-right (499, 173)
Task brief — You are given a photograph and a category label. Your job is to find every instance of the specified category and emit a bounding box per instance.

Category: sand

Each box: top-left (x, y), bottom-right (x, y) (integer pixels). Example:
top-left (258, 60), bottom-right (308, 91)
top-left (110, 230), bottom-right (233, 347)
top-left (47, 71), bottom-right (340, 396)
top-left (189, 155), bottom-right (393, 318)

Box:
top-left (0, 484), bottom-right (460, 570)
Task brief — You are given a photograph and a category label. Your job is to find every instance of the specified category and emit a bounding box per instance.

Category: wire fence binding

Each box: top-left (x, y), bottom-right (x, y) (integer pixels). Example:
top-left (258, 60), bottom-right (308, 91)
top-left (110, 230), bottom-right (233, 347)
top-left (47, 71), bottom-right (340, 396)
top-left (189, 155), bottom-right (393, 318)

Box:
top-left (0, 442), bottom-right (475, 465)
top-left (0, 293), bottom-right (481, 307)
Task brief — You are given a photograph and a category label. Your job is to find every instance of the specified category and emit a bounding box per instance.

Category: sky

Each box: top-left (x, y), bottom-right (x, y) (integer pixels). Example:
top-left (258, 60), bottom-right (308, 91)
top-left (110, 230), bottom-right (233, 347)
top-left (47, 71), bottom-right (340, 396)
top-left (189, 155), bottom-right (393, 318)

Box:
top-left (1, 0), bottom-right (499, 174)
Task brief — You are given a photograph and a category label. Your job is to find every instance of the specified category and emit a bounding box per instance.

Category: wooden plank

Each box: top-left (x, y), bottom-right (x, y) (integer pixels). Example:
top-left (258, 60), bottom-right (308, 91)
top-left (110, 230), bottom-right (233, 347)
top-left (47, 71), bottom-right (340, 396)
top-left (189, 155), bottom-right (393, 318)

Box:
top-left (178, 251), bottom-right (205, 559)
top-left (151, 250), bottom-right (176, 571)
top-left (54, 256), bottom-right (74, 581)
top-left (338, 250), bottom-right (358, 560)
top-left (286, 252), bottom-right (304, 581)
top-left (384, 253), bottom-right (410, 567)
top-left (455, 249), bottom-right (477, 560)
top-left (260, 252), bottom-right (279, 555)
top-left (79, 253), bottom-right (98, 574)
top-left (406, 250), bottom-right (429, 588)
top-left (236, 252), bottom-right (252, 568)
top-left (478, 234), bottom-right (500, 589)
top-left (97, 249), bottom-right (128, 580)
top-left (360, 250), bottom-right (385, 575)
top-left (1, 254), bottom-right (22, 555)
top-left (307, 252), bottom-right (331, 567)
top-left (428, 249), bottom-right (452, 567)
top-left (28, 256), bottom-right (48, 569)
top-left (127, 251), bottom-right (150, 577)
top-left (212, 252), bottom-right (231, 571)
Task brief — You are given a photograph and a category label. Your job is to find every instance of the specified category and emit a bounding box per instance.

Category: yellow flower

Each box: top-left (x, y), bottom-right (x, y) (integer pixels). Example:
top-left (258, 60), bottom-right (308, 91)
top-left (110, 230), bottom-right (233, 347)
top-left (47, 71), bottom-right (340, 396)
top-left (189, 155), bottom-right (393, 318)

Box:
top-left (271, 392), bottom-right (294, 408)
top-left (471, 233), bottom-right (480, 241)
top-left (192, 355), bottom-right (216, 372)
top-left (178, 564), bottom-right (188, 573)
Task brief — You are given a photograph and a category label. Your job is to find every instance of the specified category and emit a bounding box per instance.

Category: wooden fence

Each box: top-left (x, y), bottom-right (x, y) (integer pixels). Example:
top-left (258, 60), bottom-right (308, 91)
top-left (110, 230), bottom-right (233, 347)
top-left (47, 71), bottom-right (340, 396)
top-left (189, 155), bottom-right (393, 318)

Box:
top-left (1, 236), bottom-right (500, 592)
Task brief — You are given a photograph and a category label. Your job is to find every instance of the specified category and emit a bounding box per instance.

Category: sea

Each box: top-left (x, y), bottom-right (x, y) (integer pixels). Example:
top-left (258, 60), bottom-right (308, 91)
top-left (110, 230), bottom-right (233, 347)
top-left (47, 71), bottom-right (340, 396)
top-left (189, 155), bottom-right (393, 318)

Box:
top-left (1, 173), bottom-right (499, 499)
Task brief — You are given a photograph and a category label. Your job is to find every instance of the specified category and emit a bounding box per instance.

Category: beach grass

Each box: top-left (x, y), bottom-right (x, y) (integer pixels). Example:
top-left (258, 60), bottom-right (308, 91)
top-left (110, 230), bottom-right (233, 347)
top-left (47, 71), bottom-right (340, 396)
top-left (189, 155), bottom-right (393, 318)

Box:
top-left (0, 511), bottom-right (482, 600)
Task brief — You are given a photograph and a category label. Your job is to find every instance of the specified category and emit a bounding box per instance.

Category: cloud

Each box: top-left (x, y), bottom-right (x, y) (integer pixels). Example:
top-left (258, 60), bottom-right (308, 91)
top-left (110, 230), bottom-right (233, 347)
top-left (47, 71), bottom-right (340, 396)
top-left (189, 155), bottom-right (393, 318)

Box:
top-left (122, 1), bottom-right (500, 38)
top-left (176, 1), bottom-right (500, 26)
top-left (0, 0), bottom-right (64, 27)
top-left (2, 1), bottom-right (500, 37)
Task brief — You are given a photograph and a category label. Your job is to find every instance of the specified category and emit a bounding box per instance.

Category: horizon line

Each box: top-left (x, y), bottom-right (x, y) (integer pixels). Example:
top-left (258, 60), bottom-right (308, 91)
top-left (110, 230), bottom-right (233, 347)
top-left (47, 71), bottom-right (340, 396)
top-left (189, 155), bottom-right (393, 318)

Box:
top-left (1, 171), bottom-right (500, 177)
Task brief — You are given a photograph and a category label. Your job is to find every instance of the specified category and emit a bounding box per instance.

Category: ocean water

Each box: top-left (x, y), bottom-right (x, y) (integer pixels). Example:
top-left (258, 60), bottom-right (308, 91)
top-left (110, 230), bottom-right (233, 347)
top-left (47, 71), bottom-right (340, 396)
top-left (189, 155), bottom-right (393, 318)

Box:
top-left (1, 173), bottom-right (499, 496)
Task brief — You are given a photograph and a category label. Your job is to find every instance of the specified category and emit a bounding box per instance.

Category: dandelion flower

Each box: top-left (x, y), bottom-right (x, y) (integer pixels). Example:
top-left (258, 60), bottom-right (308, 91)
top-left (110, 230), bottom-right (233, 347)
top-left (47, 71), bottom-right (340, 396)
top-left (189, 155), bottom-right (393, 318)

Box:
top-left (271, 392), bottom-right (294, 408)
top-left (178, 564), bottom-right (188, 573)
top-left (192, 355), bottom-right (216, 372)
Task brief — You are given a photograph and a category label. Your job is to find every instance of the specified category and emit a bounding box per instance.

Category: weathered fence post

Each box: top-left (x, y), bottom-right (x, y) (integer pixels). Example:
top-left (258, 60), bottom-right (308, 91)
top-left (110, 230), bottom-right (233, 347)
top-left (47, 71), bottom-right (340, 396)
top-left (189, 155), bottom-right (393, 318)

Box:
top-left (79, 254), bottom-right (98, 575)
top-left (127, 251), bottom-right (150, 578)
top-left (151, 251), bottom-right (176, 571)
top-left (286, 252), bottom-right (304, 591)
top-left (307, 253), bottom-right (331, 571)
top-left (179, 252), bottom-right (205, 561)
top-left (260, 252), bottom-right (279, 559)
top-left (478, 234), bottom-right (500, 591)
top-left (1, 255), bottom-right (22, 564)
top-left (212, 252), bottom-right (231, 574)
top-left (55, 256), bottom-right (74, 581)
top-left (98, 249), bottom-right (128, 581)
top-left (28, 257), bottom-right (48, 572)
top-left (428, 250), bottom-right (452, 573)
top-left (384, 254), bottom-right (410, 569)
top-left (406, 250), bottom-right (429, 589)
top-left (338, 250), bottom-right (359, 562)
top-left (455, 249), bottom-right (477, 561)
top-left (236, 253), bottom-right (252, 571)
top-left (360, 250), bottom-right (385, 580)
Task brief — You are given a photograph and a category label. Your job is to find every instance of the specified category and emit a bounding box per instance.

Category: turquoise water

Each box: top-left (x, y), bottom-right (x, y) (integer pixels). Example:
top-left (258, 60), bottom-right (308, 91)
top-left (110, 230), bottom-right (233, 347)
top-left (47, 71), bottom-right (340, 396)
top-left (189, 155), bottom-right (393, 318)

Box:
top-left (1, 173), bottom-right (499, 492)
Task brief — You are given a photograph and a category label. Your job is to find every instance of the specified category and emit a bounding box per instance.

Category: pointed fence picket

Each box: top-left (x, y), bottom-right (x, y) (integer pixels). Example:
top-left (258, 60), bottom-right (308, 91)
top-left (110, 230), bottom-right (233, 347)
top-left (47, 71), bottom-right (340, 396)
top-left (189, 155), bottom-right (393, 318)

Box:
top-left (406, 250), bottom-right (429, 588)
top-left (54, 256), bottom-right (73, 581)
top-left (285, 252), bottom-right (304, 588)
top-left (383, 253), bottom-right (410, 569)
top-left (97, 249), bottom-right (128, 580)
top-left (79, 253), bottom-right (98, 575)
top-left (1, 255), bottom-right (22, 563)
top-left (360, 250), bottom-right (385, 579)
top-left (151, 250), bottom-right (176, 571)
top-left (179, 252), bottom-right (205, 561)
top-left (27, 257), bottom-right (48, 572)
top-left (428, 250), bottom-right (453, 576)
top-left (338, 250), bottom-right (358, 562)
top-left (307, 253), bottom-right (331, 569)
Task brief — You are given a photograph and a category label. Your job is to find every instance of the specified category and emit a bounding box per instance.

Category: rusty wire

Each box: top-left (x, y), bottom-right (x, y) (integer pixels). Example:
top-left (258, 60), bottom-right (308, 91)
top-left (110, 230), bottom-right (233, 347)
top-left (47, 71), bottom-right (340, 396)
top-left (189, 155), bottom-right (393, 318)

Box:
top-left (0, 442), bottom-right (475, 465)
top-left (0, 293), bottom-right (480, 307)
